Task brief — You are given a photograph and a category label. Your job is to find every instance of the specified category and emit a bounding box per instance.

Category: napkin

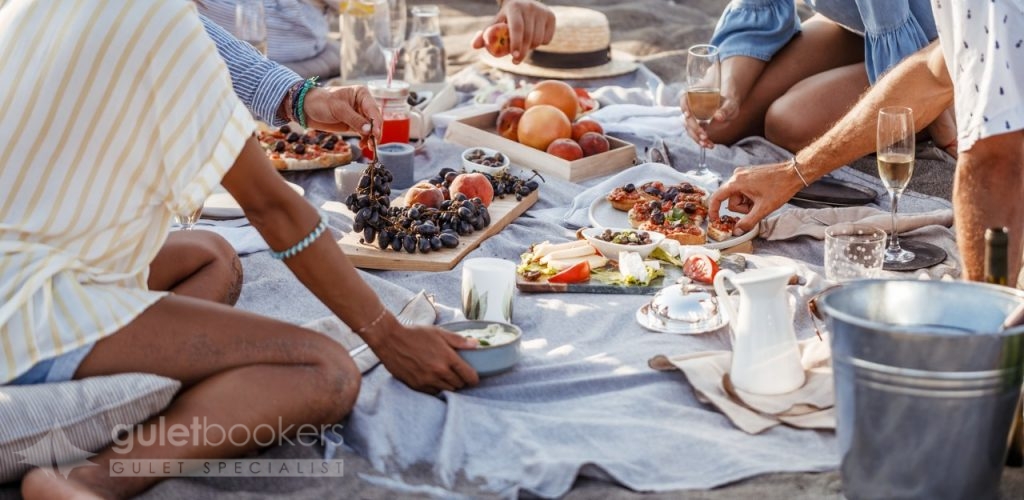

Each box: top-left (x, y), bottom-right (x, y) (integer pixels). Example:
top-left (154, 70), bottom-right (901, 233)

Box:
top-left (586, 104), bottom-right (685, 140)
top-left (759, 206), bottom-right (953, 241)
top-left (649, 337), bottom-right (835, 434)
top-left (302, 290), bottom-right (438, 374)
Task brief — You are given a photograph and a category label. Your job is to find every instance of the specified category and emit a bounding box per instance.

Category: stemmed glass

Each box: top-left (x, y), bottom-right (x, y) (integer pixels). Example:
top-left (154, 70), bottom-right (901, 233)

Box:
top-left (174, 203), bottom-right (204, 231)
top-left (684, 44), bottom-right (722, 187)
top-left (370, 0), bottom-right (407, 86)
top-left (876, 106), bottom-right (916, 263)
top-left (235, 0), bottom-right (268, 55)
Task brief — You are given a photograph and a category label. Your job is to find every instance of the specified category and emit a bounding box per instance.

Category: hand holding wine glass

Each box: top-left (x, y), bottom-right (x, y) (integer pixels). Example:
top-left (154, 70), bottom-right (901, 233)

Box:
top-left (370, 0), bottom-right (407, 86)
top-left (877, 106), bottom-right (916, 263)
top-left (684, 44), bottom-right (722, 187)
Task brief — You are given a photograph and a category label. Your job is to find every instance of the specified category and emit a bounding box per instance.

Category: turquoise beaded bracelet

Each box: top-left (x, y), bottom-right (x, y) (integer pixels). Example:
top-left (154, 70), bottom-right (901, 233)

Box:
top-left (294, 76), bottom-right (318, 129)
top-left (270, 214), bottom-right (329, 260)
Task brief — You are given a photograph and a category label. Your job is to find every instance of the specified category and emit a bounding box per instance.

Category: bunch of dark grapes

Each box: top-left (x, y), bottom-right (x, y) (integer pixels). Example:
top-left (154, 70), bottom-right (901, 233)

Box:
top-left (344, 161), bottom-right (493, 254)
top-left (427, 168), bottom-right (543, 202)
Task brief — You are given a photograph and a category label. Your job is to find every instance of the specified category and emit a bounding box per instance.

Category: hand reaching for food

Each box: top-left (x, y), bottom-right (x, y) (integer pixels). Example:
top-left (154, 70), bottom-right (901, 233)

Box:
top-left (472, 0), bottom-right (556, 64)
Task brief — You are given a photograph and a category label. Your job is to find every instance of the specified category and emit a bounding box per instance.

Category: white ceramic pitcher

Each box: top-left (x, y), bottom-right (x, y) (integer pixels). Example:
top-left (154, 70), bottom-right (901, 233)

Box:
top-left (714, 266), bottom-right (805, 395)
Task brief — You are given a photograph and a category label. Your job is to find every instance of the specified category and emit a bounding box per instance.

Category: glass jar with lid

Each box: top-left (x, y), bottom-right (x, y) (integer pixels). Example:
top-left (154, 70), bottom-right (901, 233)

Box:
top-left (363, 80), bottom-right (426, 159)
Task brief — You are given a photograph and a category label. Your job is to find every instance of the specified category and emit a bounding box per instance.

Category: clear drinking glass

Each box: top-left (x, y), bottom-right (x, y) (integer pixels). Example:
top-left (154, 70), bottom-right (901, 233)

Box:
top-left (685, 44), bottom-right (722, 187)
top-left (174, 204), bottom-right (203, 231)
top-left (235, 0), bottom-right (268, 55)
top-left (876, 106), bottom-right (916, 264)
top-left (370, 0), bottom-right (407, 87)
top-left (404, 4), bottom-right (446, 84)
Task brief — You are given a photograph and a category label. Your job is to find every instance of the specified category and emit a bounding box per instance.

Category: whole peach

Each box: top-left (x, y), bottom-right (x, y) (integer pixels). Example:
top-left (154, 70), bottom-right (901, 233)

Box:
top-left (495, 107), bottom-right (524, 142)
top-left (404, 182), bottom-right (445, 209)
top-left (547, 138), bottom-right (584, 161)
top-left (578, 132), bottom-right (610, 157)
top-left (483, 23), bottom-right (511, 58)
top-left (450, 173), bottom-right (495, 207)
top-left (571, 119), bottom-right (604, 142)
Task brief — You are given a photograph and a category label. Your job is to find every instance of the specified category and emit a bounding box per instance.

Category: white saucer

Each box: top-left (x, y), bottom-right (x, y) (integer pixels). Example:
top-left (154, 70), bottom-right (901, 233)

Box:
top-left (203, 181), bottom-right (304, 219)
top-left (635, 302), bottom-right (728, 335)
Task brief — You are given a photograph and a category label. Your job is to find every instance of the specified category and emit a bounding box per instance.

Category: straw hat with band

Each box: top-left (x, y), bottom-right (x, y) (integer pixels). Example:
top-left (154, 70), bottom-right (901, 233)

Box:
top-left (483, 6), bottom-right (638, 79)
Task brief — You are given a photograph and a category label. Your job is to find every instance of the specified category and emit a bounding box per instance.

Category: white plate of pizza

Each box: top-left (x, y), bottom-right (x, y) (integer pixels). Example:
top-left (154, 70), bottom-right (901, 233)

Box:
top-left (588, 176), bottom-right (758, 251)
top-left (256, 123), bottom-right (355, 171)
top-left (203, 181), bottom-right (305, 219)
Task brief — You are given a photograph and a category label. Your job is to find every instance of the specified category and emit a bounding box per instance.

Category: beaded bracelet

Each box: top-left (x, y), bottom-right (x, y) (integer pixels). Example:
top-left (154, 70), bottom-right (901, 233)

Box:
top-left (294, 76), bottom-right (319, 129)
top-left (789, 157), bottom-right (810, 188)
top-left (270, 213), bottom-right (328, 260)
top-left (354, 306), bottom-right (389, 335)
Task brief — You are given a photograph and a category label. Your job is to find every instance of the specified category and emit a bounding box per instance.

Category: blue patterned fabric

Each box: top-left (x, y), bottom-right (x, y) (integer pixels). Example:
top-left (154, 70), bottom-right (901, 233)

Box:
top-left (711, 0), bottom-right (937, 83)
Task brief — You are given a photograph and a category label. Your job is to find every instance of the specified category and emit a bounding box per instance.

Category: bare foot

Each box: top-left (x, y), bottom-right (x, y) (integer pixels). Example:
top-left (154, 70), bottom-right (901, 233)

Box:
top-left (21, 468), bottom-right (107, 500)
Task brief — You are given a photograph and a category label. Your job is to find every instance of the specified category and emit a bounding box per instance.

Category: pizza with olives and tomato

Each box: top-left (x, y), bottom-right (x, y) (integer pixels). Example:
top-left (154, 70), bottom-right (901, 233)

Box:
top-left (256, 124), bottom-right (353, 171)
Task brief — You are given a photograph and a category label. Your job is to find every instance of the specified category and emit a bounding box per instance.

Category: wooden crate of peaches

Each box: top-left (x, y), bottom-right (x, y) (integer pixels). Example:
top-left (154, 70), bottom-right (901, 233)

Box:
top-left (495, 80), bottom-right (609, 161)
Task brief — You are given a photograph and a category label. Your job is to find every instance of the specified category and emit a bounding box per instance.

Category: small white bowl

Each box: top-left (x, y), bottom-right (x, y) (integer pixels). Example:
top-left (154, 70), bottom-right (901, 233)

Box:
top-left (462, 147), bottom-right (510, 174)
top-left (581, 227), bottom-right (666, 261)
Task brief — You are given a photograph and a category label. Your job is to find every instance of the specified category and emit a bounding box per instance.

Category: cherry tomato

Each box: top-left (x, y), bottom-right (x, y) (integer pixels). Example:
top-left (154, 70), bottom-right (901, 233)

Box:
top-left (548, 260), bottom-right (591, 284)
top-left (682, 255), bottom-right (719, 284)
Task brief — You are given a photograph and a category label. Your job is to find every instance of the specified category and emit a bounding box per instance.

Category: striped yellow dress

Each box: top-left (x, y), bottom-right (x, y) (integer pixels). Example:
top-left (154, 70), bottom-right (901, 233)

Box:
top-left (0, 0), bottom-right (255, 383)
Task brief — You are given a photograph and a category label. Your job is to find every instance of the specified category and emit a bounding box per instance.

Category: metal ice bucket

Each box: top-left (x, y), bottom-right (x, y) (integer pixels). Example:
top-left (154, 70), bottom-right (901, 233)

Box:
top-left (814, 280), bottom-right (1024, 500)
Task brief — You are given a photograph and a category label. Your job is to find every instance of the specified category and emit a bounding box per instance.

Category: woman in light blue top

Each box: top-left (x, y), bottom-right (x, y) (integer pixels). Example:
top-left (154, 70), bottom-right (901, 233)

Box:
top-left (681, 0), bottom-right (957, 154)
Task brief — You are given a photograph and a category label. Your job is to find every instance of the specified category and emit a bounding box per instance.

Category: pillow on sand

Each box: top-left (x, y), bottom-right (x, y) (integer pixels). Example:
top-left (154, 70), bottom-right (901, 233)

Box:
top-left (0, 374), bottom-right (179, 484)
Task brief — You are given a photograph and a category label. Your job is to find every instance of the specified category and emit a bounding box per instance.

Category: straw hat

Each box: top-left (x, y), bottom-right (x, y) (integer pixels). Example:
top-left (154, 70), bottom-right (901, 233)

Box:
top-left (482, 7), bottom-right (638, 80)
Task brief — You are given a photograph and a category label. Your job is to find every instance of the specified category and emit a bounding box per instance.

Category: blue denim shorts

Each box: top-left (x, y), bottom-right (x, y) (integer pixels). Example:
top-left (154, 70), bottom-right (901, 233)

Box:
top-left (7, 343), bottom-right (95, 386)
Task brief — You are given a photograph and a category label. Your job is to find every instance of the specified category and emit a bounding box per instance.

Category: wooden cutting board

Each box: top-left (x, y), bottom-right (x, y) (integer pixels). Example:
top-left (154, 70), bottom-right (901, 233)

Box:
top-left (516, 265), bottom-right (684, 294)
top-left (515, 246), bottom-right (751, 294)
top-left (336, 189), bottom-right (538, 271)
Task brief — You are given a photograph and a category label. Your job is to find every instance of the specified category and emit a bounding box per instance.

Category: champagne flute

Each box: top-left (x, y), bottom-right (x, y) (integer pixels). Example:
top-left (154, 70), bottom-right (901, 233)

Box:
top-left (877, 106), bottom-right (916, 263)
top-left (174, 203), bottom-right (204, 231)
top-left (235, 0), bottom-right (268, 55)
top-left (370, 0), bottom-right (407, 87)
top-left (684, 44), bottom-right (722, 187)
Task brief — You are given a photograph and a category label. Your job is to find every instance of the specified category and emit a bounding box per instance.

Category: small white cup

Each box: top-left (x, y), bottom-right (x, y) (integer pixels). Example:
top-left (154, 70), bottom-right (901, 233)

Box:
top-left (334, 163), bottom-right (365, 201)
top-left (461, 258), bottom-right (516, 323)
top-left (825, 223), bottom-right (887, 282)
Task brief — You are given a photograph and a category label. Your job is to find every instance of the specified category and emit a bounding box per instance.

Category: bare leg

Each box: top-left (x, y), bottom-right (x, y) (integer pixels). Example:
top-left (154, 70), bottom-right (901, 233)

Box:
top-left (706, 14), bottom-right (865, 145)
top-left (147, 231), bottom-right (243, 305)
top-left (22, 295), bottom-right (360, 499)
top-left (765, 63), bottom-right (870, 151)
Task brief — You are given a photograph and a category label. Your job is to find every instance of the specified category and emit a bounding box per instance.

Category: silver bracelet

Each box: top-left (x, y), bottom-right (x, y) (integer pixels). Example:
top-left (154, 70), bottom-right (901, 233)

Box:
top-left (789, 157), bottom-right (810, 188)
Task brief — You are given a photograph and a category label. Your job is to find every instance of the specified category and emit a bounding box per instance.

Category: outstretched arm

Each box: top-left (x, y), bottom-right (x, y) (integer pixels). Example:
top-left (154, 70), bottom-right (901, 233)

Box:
top-left (710, 41), bottom-right (954, 233)
top-left (222, 138), bottom-right (479, 394)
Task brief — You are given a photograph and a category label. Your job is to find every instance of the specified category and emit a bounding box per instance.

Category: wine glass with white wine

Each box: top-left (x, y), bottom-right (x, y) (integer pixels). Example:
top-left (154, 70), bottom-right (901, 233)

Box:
top-left (684, 44), bottom-right (722, 187)
top-left (174, 204), bottom-right (203, 231)
top-left (370, 0), bottom-right (407, 86)
top-left (235, 0), bottom-right (268, 55)
top-left (877, 106), bottom-right (916, 263)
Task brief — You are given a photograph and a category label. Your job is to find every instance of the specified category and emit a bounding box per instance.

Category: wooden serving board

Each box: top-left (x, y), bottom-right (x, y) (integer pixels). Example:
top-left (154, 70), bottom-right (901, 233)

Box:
top-left (337, 189), bottom-right (538, 271)
top-left (516, 265), bottom-right (684, 294)
top-left (515, 245), bottom-right (752, 294)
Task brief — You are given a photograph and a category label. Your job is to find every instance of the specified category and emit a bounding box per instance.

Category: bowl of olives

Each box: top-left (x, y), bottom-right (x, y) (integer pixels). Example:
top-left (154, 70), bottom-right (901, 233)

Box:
top-left (462, 147), bottom-right (510, 174)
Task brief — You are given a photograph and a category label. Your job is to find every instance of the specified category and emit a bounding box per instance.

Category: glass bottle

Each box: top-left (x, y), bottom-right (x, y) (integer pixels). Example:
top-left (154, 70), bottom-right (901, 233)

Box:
top-left (404, 5), bottom-right (446, 84)
top-left (985, 227), bottom-right (1009, 285)
top-left (339, 0), bottom-right (387, 83)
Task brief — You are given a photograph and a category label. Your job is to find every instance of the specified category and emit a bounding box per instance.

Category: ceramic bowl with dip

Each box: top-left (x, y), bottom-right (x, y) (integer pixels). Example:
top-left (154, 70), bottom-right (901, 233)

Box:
top-left (462, 147), bottom-right (510, 174)
top-left (442, 320), bottom-right (522, 376)
top-left (581, 227), bottom-right (665, 261)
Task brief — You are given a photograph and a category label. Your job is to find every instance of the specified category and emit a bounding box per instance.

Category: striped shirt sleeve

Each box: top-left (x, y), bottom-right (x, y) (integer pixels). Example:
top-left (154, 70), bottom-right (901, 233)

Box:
top-left (200, 14), bottom-right (302, 126)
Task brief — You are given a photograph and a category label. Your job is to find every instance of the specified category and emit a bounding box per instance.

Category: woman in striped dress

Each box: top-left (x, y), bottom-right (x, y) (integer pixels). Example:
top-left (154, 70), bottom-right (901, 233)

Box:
top-left (0, 1), bottom-right (478, 497)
